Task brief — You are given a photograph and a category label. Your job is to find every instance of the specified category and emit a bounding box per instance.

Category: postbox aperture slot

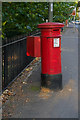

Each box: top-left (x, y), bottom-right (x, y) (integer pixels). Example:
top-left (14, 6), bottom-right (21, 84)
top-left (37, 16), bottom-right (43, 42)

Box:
top-left (53, 29), bottom-right (59, 31)
top-left (53, 38), bottom-right (60, 47)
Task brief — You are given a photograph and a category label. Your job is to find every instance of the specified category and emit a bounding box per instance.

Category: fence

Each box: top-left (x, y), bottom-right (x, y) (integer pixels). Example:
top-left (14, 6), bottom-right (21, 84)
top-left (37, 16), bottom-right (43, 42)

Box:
top-left (2, 30), bottom-right (41, 89)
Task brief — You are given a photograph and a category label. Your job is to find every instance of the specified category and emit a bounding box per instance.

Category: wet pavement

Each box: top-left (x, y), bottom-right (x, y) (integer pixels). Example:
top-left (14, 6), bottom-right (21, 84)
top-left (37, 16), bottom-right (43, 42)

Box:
top-left (2, 26), bottom-right (78, 119)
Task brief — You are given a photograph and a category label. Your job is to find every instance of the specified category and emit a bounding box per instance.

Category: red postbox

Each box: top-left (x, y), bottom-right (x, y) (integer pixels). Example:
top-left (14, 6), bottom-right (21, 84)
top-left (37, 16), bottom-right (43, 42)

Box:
top-left (38, 22), bottom-right (64, 90)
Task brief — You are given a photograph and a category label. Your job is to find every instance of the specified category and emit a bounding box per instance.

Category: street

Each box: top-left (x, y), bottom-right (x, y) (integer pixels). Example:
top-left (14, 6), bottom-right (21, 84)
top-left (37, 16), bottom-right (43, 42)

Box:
top-left (72, 23), bottom-right (80, 33)
top-left (75, 24), bottom-right (80, 31)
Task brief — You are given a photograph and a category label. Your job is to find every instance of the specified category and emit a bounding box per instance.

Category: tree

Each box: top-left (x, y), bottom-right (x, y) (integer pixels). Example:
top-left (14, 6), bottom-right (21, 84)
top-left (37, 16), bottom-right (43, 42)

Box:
top-left (53, 2), bottom-right (77, 22)
top-left (2, 2), bottom-right (49, 38)
top-left (2, 2), bottom-right (77, 38)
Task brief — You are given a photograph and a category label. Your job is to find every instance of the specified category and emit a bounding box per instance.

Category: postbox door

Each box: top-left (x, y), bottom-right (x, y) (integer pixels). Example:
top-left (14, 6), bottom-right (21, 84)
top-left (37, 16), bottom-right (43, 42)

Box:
top-left (47, 37), bottom-right (61, 75)
top-left (41, 37), bottom-right (61, 75)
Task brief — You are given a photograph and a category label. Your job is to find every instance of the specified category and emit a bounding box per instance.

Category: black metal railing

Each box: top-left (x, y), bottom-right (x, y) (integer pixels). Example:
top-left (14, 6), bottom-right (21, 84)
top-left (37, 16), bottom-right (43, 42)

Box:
top-left (2, 30), bottom-right (40, 89)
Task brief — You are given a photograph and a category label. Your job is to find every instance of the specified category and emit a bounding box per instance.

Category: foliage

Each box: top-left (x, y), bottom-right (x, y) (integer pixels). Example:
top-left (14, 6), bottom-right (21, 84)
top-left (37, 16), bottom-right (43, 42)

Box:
top-left (53, 2), bottom-right (77, 22)
top-left (2, 2), bottom-right (77, 38)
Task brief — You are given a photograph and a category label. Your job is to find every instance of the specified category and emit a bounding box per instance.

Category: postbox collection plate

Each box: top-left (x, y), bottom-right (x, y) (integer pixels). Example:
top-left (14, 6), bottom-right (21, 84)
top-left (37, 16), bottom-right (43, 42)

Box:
top-left (53, 38), bottom-right (59, 47)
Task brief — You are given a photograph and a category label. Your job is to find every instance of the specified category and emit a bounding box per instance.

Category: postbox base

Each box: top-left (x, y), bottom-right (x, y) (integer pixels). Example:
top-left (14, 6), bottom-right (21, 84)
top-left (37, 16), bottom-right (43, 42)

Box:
top-left (41, 73), bottom-right (62, 91)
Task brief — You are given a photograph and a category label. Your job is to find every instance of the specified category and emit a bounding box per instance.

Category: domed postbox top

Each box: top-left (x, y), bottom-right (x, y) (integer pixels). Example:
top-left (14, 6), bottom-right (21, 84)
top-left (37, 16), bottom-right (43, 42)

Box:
top-left (38, 22), bottom-right (64, 29)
